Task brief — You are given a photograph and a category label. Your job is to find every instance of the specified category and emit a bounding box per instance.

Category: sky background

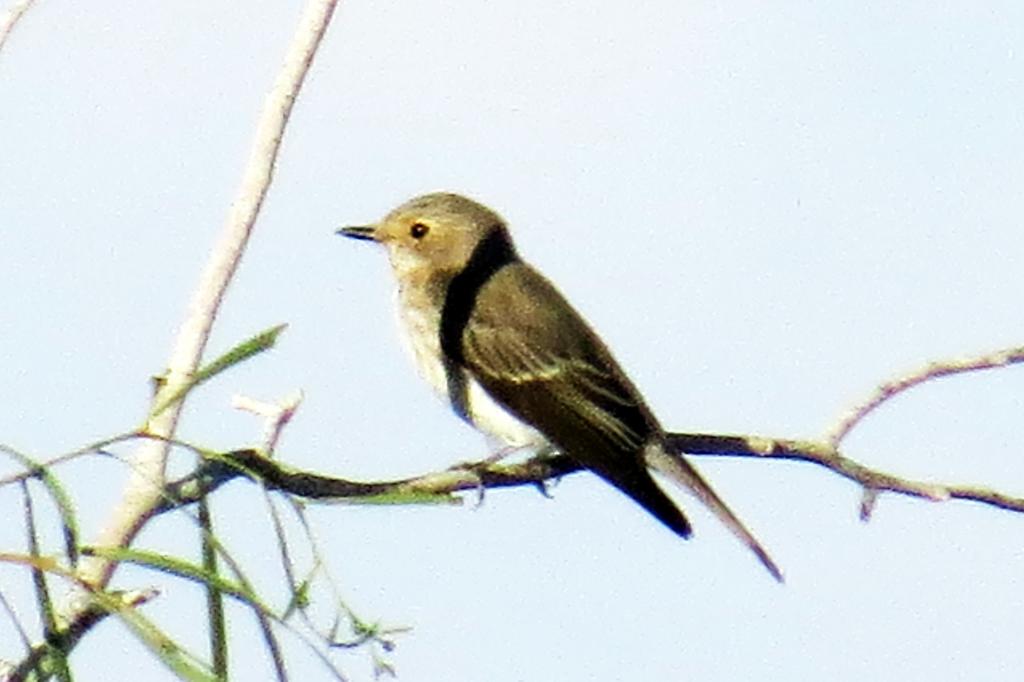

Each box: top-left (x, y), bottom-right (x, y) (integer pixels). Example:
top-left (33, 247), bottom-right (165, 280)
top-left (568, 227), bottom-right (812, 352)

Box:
top-left (2, 1), bottom-right (1023, 680)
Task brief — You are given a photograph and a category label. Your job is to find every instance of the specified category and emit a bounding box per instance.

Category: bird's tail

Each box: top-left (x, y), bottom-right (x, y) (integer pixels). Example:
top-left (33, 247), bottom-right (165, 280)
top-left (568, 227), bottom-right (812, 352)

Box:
top-left (646, 442), bottom-right (784, 582)
top-left (606, 468), bottom-right (694, 540)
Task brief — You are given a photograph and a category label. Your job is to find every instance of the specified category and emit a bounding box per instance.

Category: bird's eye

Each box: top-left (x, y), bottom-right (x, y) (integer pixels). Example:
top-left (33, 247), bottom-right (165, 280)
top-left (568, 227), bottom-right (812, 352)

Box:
top-left (410, 222), bottom-right (429, 239)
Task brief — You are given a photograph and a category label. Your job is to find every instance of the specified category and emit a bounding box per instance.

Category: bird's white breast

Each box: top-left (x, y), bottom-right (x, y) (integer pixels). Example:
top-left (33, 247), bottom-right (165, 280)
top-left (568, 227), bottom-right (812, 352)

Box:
top-left (394, 285), bottom-right (547, 450)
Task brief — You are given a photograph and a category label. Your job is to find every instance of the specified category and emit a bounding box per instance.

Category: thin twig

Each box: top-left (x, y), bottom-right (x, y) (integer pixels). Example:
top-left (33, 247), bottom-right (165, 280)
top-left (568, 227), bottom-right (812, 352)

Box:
top-left (827, 344), bottom-right (1024, 446)
top-left (0, 0), bottom-right (36, 54)
top-left (239, 391), bottom-right (307, 682)
top-left (20, 481), bottom-right (70, 682)
top-left (234, 391), bottom-right (304, 455)
top-left (0, 588), bottom-right (32, 655)
top-left (665, 433), bottom-right (1024, 515)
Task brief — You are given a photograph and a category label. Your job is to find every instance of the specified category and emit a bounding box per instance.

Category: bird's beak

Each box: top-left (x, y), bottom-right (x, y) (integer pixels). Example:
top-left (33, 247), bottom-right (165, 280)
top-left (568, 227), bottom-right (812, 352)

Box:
top-left (336, 225), bottom-right (378, 242)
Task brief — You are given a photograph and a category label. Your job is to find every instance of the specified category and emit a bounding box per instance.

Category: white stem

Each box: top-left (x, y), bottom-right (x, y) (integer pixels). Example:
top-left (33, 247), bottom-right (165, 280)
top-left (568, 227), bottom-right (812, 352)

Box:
top-left (76, 0), bottom-right (340, 591)
top-left (0, 0), bottom-right (37, 53)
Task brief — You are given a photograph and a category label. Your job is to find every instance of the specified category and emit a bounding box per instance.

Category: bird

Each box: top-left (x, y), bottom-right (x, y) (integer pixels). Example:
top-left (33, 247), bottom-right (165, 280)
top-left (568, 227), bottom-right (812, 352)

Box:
top-left (338, 192), bottom-right (781, 581)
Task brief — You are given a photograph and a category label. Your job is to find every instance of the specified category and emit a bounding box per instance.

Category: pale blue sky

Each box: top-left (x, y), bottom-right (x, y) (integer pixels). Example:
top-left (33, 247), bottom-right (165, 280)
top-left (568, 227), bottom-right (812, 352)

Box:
top-left (2, 2), bottom-right (1023, 680)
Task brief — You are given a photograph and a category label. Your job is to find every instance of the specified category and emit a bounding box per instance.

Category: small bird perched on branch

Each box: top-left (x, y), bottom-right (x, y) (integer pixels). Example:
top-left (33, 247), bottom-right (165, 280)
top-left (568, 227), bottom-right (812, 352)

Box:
top-left (338, 192), bottom-right (781, 581)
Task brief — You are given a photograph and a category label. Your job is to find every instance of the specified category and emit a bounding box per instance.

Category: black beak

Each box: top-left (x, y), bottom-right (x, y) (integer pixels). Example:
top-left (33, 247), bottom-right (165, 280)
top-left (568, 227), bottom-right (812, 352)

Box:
top-left (336, 225), bottom-right (377, 241)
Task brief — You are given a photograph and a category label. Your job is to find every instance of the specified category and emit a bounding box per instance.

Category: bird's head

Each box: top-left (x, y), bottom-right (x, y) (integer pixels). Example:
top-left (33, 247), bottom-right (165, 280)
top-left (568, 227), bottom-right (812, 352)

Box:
top-left (338, 192), bottom-right (512, 279)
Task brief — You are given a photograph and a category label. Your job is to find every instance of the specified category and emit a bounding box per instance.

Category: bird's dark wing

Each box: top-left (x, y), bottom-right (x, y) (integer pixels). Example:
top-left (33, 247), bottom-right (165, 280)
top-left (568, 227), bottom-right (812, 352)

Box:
top-left (460, 263), bottom-right (693, 538)
top-left (461, 263), bottom-right (783, 581)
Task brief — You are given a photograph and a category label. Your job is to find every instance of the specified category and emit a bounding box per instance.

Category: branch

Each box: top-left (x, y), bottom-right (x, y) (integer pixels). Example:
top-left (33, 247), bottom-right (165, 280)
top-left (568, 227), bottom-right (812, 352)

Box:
top-left (664, 432), bottom-right (1024, 519)
top-left (156, 430), bottom-right (1024, 523)
top-left (10, 344), bottom-right (1019, 677)
top-left (156, 344), bottom-right (1024, 522)
top-left (7, 590), bottom-right (157, 682)
top-left (826, 343), bottom-right (1024, 446)
top-left (76, 0), bottom-right (340, 592)
top-left (10, 346), bottom-right (1020, 565)
top-left (0, 0), bottom-right (36, 54)
top-left (158, 448), bottom-right (583, 511)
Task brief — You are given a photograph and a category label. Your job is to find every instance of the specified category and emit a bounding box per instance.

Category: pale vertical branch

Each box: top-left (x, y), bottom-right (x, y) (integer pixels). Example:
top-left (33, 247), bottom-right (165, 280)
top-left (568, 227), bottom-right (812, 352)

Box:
top-left (0, 0), bottom-right (37, 53)
top-left (75, 0), bottom-right (340, 594)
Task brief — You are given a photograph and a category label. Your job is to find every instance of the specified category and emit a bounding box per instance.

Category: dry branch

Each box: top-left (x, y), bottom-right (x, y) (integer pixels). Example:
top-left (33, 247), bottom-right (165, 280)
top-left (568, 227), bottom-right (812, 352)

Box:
top-left (76, 0), bottom-right (340, 592)
top-left (152, 344), bottom-right (1024, 522)
top-left (7, 590), bottom-right (157, 682)
top-left (0, 0), bottom-right (36, 53)
top-left (827, 344), bottom-right (1024, 446)
top-left (157, 426), bottom-right (1024, 522)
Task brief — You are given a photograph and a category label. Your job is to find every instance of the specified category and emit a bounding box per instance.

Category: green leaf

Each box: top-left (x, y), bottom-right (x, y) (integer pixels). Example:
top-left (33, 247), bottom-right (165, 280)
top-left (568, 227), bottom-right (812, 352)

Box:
top-left (22, 483), bottom-right (72, 682)
top-left (199, 499), bottom-right (228, 679)
top-left (149, 323), bottom-right (287, 418)
top-left (82, 546), bottom-right (271, 613)
top-left (328, 490), bottom-right (460, 506)
top-left (1, 444), bottom-right (80, 565)
top-left (92, 590), bottom-right (218, 682)
top-left (281, 570), bottom-right (315, 620)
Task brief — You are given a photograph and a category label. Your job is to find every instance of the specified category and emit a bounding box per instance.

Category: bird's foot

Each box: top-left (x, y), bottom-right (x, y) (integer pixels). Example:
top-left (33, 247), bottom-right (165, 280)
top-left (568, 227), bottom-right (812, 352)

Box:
top-left (447, 444), bottom-right (519, 472)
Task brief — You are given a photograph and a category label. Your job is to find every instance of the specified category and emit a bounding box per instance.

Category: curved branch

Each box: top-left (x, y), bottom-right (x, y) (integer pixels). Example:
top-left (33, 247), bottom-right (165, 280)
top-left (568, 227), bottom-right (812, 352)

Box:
top-left (157, 429), bottom-right (1024, 522)
top-left (665, 432), bottom-right (1024, 517)
top-left (0, 0), bottom-right (36, 54)
top-left (160, 448), bottom-right (583, 510)
top-left (159, 345), bottom-right (1024, 520)
top-left (827, 344), bottom-right (1024, 446)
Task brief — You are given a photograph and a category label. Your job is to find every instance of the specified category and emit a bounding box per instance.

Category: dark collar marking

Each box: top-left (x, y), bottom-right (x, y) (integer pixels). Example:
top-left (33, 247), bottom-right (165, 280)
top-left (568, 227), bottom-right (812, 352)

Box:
top-left (439, 225), bottom-right (518, 421)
